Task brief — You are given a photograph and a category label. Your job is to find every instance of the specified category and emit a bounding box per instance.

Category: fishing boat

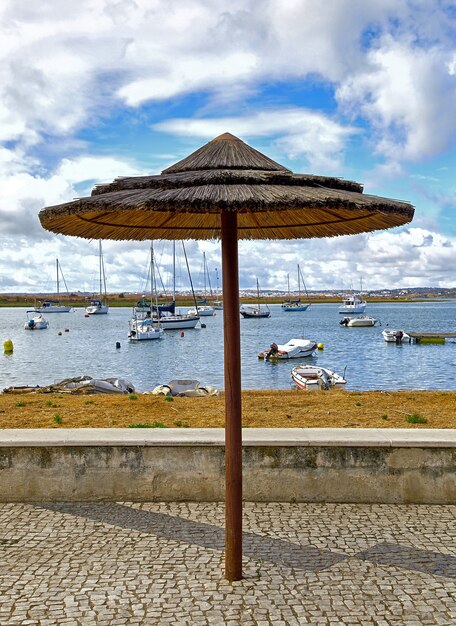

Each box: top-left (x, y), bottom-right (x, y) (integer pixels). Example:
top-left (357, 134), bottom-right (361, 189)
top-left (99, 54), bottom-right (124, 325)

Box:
top-left (33, 259), bottom-right (73, 313)
top-left (282, 265), bottom-right (310, 311)
top-left (240, 278), bottom-right (270, 318)
top-left (86, 241), bottom-right (109, 315)
top-left (291, 365), bottom-right (347, 390)
top-left (339, 294), bottom-right (367, 314)
top-left (129, 243), bottom-right (164, 341)
top-left (340, 315), bottom-right (378, 327)
top-left (382, 329), bottom-right (412, 343)
top-left (259, 338), bottom-right (318, 360)
top-left (24, 311), bottom-right (49, 330)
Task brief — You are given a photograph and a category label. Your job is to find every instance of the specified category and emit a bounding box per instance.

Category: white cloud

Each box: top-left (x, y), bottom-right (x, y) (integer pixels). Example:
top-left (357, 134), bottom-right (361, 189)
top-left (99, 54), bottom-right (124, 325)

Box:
top-left (155, 108), bottom-right (359, 171)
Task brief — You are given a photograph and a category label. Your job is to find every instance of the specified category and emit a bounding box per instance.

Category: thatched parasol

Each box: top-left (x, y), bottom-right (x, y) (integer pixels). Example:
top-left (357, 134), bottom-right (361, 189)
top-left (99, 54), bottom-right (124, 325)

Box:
top-left (40, 132), bottom-right (414, 581)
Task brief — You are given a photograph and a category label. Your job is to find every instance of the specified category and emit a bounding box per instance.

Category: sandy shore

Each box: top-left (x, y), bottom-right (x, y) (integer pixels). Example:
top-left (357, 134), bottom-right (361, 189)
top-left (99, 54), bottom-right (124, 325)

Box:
top-left (0, 389), bottom-right (455, 429)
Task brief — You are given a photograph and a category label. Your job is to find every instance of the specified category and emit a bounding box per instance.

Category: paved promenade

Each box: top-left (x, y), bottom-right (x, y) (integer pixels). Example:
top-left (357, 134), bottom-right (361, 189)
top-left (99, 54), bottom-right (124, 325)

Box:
top-left (1, 502), bottom-right (456, 625)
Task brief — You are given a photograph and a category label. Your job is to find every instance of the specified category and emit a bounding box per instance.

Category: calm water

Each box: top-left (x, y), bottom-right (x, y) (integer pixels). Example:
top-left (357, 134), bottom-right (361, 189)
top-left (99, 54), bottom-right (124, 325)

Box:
top-left (1, 302), bottom-right (455, 391)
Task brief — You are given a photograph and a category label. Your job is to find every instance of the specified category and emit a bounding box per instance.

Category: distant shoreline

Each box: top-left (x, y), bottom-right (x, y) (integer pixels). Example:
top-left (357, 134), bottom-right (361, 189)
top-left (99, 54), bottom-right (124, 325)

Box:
top-left (0, 295), bottom-right (451, 308)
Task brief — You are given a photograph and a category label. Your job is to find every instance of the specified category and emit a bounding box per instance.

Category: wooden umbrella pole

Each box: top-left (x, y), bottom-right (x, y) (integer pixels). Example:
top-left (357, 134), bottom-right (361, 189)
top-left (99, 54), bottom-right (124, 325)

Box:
top-left (221, 209), bottom-right (243, 581)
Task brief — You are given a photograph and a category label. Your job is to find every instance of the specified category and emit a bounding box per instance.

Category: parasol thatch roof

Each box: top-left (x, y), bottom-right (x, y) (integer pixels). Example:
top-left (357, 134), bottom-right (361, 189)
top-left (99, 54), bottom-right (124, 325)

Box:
top-left (39, 132), bottom-right (414, 240)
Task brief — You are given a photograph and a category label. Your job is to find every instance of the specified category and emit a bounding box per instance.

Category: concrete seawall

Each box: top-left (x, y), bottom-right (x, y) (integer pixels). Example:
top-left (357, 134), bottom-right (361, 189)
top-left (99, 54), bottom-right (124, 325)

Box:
top-left (1, 428), bottom-right (455, 503)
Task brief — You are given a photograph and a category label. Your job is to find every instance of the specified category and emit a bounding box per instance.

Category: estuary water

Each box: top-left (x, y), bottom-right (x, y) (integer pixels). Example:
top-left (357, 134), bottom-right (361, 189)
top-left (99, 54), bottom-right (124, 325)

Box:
top-left (1, 301), bottom-right (455, 392)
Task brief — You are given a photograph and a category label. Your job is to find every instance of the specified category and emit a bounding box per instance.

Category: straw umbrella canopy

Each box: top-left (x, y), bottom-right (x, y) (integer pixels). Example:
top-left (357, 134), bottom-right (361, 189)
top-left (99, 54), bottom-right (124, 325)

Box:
top-left (39, 132), bottom-right (414, 580)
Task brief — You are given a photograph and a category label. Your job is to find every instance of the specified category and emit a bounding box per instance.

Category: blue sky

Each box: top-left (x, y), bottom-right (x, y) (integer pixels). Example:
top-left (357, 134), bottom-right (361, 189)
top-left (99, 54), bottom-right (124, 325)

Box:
top-left (0, 0), bottom-right (455, 293)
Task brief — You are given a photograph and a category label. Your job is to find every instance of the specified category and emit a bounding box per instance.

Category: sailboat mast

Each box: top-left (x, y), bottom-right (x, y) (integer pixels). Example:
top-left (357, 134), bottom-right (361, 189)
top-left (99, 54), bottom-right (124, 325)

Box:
top-left (99, 241), bottom-right (102, 298)
top-left (56, 258), bottom-right (59, 298)
top-left (172, 241), bottom-right (176, 301)
top-left (150, 242), bottom-right (153, 307)
top-left (297, 264), bottom-right (301, 297)
top-left (287, 273), bottom-right (290, 298)
top-left (257, 277), bottom-right (260, 308)
top-left (203, 251), bottom-right (206, 295)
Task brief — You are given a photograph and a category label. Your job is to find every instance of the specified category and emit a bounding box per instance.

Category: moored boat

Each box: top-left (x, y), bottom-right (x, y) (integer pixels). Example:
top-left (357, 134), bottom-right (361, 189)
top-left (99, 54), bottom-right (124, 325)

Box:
top-left (291, 365), bottom-right (347, 390)
top-left (340, 316), bottom-right (378, 327)
top-left (339, 294), bottom-right (366, 314)
top-left (24, 311), bottom-right (49, 330)
top-left (34, 259), bottom-right (73, 313)
top-left (86, 241), bottom-right (109, 315)
top-left (260, 338), bottom-right (317, 360)
top-left (382, 329), bottom-right (412, 343)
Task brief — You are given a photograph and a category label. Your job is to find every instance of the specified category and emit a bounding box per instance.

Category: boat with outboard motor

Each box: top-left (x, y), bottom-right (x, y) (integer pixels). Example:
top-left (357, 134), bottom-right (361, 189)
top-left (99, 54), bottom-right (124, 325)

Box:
top-left (382, 329), bottom-right (412, 343)
top-left (259, 338), bottom-right (317, 360)
top-left (24, 311), bottom-right (49, 330)
top-left (291, 365), bottom-right (347, 390)
top-left (340, 315), bottom-right (378, 327)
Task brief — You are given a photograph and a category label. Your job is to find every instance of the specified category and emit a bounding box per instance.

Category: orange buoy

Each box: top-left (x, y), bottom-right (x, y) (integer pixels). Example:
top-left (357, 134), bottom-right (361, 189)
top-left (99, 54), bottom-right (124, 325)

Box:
top-left (180, 331), bottom-right (184, 337)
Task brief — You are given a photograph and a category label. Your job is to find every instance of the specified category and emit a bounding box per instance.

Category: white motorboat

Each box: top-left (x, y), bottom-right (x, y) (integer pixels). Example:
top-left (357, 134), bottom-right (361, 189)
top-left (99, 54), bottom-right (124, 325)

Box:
top-left (86, 241), bottom-right (109, 315)
top-left (291, 365), bottom-right (347, 390)
top-left (340, 315), bottom-right (378, 327)
top-left (260, 338), bottom-right (317, 360)
top-left (212, 300), bottom-right (223, 310)
top-left (188, 304), bottom-right (214, 316)
top-left (24, 311), bottom-right (49, 330)
top-left (339, 294), bottom-right (367, 314)
top-left (34, 259), bottom-right (73, 313)
top-left (86, 299), bottom-right (109, 315)
top-left (128, 318), bottom-right (164, 341)
top-left (382, 329), bottom-right (412, 343)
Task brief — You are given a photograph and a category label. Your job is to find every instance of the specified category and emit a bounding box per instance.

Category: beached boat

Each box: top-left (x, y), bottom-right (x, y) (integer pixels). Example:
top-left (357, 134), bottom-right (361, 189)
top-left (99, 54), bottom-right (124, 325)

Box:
top-left (340, 316), bottom-right (378, 327)
top-left (86, 241), bottom-right (109, 315)
top-left (282, 265), bottom-right (310, 311)
top-left (34, 259), bottom-right (73, 313)
top-left (24, 311), bottom-right (49, 330)
top-left (260, 338), bottom-right (317, 360)
top-left (240, 278), bottom-right (270, 318)
top-left (291, 365), bottom-right (347, 390)
top-left (382, 329), bottom-right (412, 343)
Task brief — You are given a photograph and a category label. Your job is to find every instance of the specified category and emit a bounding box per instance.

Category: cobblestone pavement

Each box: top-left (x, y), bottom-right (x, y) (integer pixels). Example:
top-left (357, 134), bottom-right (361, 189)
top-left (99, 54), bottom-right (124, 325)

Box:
top-left (1, 502), bottom-right (456, 625)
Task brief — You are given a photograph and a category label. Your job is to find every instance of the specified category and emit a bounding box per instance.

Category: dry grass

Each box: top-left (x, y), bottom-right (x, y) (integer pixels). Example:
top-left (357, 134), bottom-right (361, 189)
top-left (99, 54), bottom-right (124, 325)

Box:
top-left (1, 389), bottom-right (455, 429)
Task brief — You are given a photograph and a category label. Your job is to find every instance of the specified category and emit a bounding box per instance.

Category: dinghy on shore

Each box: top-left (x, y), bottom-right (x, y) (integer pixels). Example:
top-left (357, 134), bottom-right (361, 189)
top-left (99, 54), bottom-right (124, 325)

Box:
top-left (291, 365), bottom-right (347, 390)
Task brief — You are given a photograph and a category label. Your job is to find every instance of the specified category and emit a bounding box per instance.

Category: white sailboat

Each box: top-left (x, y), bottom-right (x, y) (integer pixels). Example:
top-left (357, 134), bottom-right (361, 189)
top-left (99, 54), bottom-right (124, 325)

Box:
top-left (153, 241), bottom-right (200, 330)
top-left (86, 241), bottom-right (109, 315)
top-left (188, 252), bottom-right (215, 316)
top-left (129, 242), bottom-right (164, 341)
top-left (34, 259), bottom-right (73, 313)
top-left (282, 264), bottom-right (310, 312)
top-left (240, 278), bottom-right (271, 318)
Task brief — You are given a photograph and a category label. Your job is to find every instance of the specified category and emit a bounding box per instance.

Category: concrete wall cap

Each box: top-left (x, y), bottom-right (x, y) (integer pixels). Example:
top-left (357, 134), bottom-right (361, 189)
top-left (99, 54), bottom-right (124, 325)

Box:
top-left (0, 428), bottom-right (456, 448)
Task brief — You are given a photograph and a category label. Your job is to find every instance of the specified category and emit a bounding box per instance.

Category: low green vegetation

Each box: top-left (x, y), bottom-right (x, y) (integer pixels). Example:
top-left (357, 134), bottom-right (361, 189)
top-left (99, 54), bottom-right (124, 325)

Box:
top-left (15, 401), bottom-right (26, 407)
top-left (381, 414), bottom-right (389, 420)
top-left (53, 414), bottom-right (63, 424)
top-left (128, 394), bottom-right (138, 401)
top-left (406, 413), bottom-right (427, 424)
top-left (174, 420), bottom-right (190, 427)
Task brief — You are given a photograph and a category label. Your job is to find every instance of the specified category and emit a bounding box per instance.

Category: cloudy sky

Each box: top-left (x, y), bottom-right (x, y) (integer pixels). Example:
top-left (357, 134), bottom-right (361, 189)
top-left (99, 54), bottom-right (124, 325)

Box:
top-left (1, 0), bottom-right (456, 294)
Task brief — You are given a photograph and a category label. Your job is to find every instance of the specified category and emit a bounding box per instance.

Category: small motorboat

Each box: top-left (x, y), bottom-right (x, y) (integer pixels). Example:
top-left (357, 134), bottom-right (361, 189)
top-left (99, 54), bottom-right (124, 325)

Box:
top-left (382, 329), bottom-right (411, 343)
top-left (291, 365), bottom-right (347, 390)
top-left (339, 294), bottom-right (367, 314)
top-left (259, 338), bottom-right (317, 360)
top-left (24, 311), bottom-right (49, 330)
top-left (340, 316), bottom-right (378, 327)
top-left (150, 379), bottom-right (219, 397)
top-left (86, 298), bottom-right (109, 315)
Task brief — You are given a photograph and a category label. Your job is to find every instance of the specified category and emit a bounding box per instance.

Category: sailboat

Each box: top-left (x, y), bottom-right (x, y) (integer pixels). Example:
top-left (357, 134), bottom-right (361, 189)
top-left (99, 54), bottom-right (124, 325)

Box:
top-left (34, 259), bottom-right (73, 313)
top-left (129, 243), bottom-right (164, 341)
top-left (188, 252), bottom-right (214, 316)
top-left (282, 264), bottom-right (311, 311)
top-left (86, 241), bottom-right (109, 315)
top-left (240, 278), bottom-right (271, 318)
top-left (151, 241), bottom-right (200, 330)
